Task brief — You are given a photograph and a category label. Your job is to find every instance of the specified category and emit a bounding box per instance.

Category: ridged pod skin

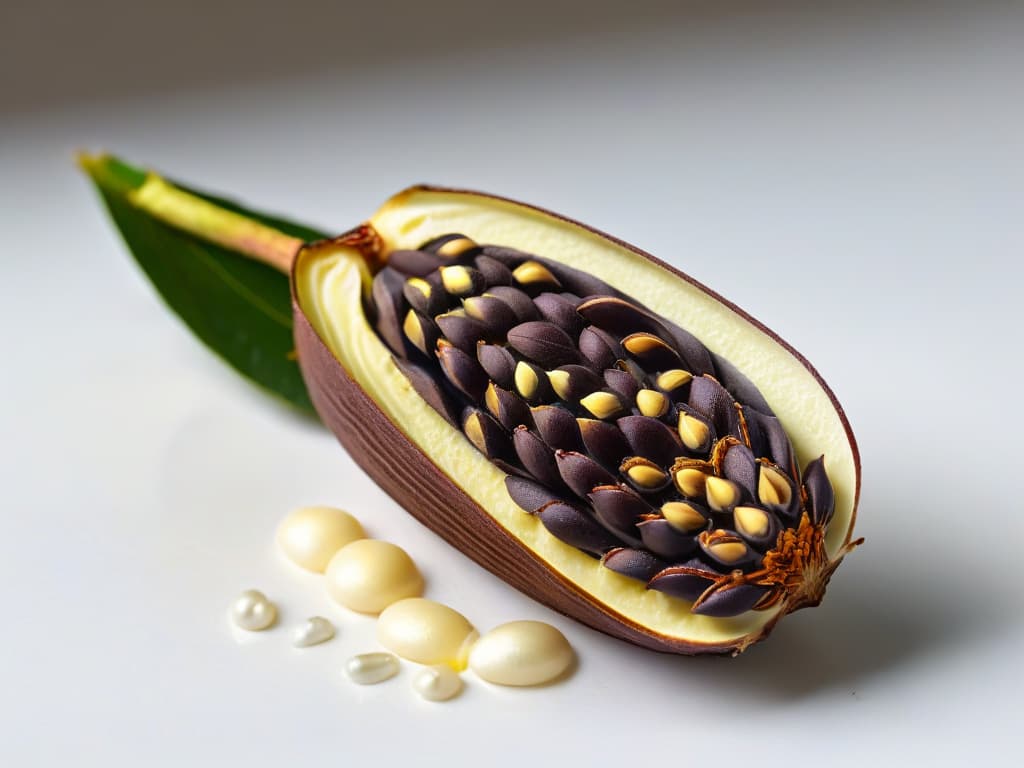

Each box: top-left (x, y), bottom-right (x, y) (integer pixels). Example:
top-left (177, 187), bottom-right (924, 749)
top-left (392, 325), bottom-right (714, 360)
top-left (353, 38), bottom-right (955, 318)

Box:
top-left (292, 187), bottom-right (862, 655)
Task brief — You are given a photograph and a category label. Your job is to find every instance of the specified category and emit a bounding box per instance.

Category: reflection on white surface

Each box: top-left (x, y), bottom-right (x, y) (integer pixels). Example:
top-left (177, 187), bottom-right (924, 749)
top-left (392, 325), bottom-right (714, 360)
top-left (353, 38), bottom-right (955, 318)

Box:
top-left (1, 0), bottom-right (1022, 765)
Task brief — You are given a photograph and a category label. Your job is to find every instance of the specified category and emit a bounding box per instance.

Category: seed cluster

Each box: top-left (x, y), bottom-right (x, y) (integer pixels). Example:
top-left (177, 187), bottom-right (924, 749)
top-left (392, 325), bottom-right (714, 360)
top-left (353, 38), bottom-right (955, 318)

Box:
top-left (369, 234), bottom-right (836, 618)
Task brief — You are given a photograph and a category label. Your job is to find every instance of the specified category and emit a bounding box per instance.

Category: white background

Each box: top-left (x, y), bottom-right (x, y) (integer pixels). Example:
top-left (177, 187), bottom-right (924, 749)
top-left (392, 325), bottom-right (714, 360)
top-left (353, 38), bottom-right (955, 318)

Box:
top-left (2, 1), bottom-right (1022, 765)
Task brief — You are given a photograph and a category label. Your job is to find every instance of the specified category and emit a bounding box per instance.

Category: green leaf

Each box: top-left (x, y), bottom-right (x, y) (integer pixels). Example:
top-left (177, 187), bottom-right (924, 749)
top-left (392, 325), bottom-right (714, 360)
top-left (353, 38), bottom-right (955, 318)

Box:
top-left (81, 154), bottom-right (330, 415)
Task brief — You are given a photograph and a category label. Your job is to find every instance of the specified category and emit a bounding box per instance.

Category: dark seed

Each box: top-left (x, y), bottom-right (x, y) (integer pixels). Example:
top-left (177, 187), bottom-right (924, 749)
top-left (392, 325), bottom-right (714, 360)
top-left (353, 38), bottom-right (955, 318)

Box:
top-left (435, 312), bottom-right (487, 354)
top-left (658, 318), bottom-right (715, 377)
top-left (480, 244), bottom-right (532, 267)
top-left (588, 484), bottom-right (650, 541)
top-left (604, 368), bottom-right (640, 402)
top-left (692, 583), bottom-right (770, 617)
top-left (710, 352), bottom-right (773, 415)
top-left (477, 343), bottom-right (516, 388)
top-left (578, 326), bottom-right (622, 370)
top-left (483, 286), bottom-right (540, 323)
top-left (647, 560), bottom-right (720, 601)
top-left (463, 295), bottom-right (518, 338)
top-left (403, 274), bottom-right (447, 317)
top-left (531, 406), bottom-right (584, 452)
top-left (576, 296), bottom-right (665, 337)
top-left (371, 268), bottom-right (408, 356)
top-left (555, 450), bottom-right (617, 498)
top-left (440, 265), bottom-right (487, 297)
top-left (621, 332), bottom-right (682, 371)
top-left (578, 418), bottom-right (632, 470)
top-left (548, 365), bottom-right (604, 402)
top-left (437, 344), bottom-right (488, 401)
top-left (507, 321), bottom-right (580, 368)
top-left (721, 441), bottom-right (758, 498)
top-left (463, 408), bottom-right (511, 461)
top-left (534, 293), bottom-right (585, 336)
top-left (505, 476), bottom-right (565, 514)
top-left (536, 502), bottom-right (618, 554)
top-left (514, 426), bottom-right (565, 490)
top-left (392, 358), bottom-right (459, 427)
top-left (388, 249), bottom-right (447, 276)
top-left (485, 382), bottom-right (533, 431)
top-left (474, 255), bottom-right (513, 286)
top-left (538, 262), bottom-right (620, 299)
top-left (638, 519), bottom-right (699, 560)
top-left (803, 456), bottom-right (835, 526)
top-left (617, 415), bottom-right (684, 467)
top-left (601, 548), bottom-right (667, 581)
top-left (403, 310), bottom-right (440, 356)
top-left (688, 375), bottom-right (741, 440)
top-left (748, 410), bottom-right (797, 478)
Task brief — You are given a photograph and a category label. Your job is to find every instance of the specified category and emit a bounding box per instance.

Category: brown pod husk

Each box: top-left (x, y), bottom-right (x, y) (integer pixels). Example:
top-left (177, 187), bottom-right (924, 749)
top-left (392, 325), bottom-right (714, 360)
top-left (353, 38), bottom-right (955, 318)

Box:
top-left (292, 186), bottom-right (861, 656)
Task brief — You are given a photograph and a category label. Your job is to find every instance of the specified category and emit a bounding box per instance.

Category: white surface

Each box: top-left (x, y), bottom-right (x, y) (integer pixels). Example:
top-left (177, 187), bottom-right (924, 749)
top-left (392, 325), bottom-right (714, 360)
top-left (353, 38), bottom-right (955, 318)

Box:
top-left (2, 2), bottom-right (1022, 766)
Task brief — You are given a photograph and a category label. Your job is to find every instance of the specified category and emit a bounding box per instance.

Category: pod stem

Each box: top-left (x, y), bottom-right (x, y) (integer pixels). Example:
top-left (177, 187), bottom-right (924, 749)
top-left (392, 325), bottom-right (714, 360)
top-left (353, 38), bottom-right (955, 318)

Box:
top-left (78, 153), bottom-right (301, 274)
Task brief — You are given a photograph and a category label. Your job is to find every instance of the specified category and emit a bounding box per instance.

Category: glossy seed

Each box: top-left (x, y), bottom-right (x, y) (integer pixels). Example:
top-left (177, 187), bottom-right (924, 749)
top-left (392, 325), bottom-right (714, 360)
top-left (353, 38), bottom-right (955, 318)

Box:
top-left (580, 391), bottom-right (623, 419)
top-left (404, 310), bottom-right (441, 356)
top-left (657, 369), bottom-right (693, 394)
top-left (636, 389), bottom-right (669, 418)
top-left (660, 501), bottom-right (709, 533)
top-left (513, 260), bottom-right (561, 289)
top-left (576, 296), bottom-right (661, 336)
top-left (346, 652), bottom-right (400, 685)
top-left (436, 235), bottom-right (479, 258)
top-left (377, 598), bottom-right (479, 669)
top-left (469, 621), bottom-right (575, 687)
top-left (705, 476), bottom-right (742, 512)
top-left (536, 501), bottom-right (619, 553)
top-left (438, 343), bottom-right (488, 400)
top-left (477, 343), bottom-right (516, 387)
top-left (507, 321), bottom-right (579, 368)
top-left (621, 332), bottom-right (682, 370)
top-left (555, 451), bottom-right (617, 498)
top-left (601, 547), bottom-right (667, 581)
top-left (678, 410), bottom-right (712, 452)
top-left (531, 405), bottom-right (584, 452)
top-left (621, 457), bottom-right (670, 491)
top-left (393, 358), bottom-right (459, 426)
top-left (513, 426), bottom-right (565, 489)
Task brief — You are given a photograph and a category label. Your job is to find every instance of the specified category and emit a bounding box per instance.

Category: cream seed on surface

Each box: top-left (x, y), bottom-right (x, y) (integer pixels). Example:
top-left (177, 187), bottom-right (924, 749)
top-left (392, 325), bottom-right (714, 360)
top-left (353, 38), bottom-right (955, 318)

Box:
top-left (325, 539), bottom-right (424, 614)
top-left (377, 598), bottom-right (479, 670)
top-left (291, 616), bottom-right (336, 648)
top-left (230, 589), bottom-right (277, 632)
top-left (412, 666), bottom-right (463, 702)
top-left (345, 653), bottom-right (400, 685)
top-left (276, 505), bottom-right (365, 573)
top-left (469, 621), bottom-right (574, 687)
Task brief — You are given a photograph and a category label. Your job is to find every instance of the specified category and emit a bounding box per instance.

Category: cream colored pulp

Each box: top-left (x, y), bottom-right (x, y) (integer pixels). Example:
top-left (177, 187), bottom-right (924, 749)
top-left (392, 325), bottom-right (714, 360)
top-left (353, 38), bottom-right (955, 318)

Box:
top-left (296, 189), bottom-right (858, 645)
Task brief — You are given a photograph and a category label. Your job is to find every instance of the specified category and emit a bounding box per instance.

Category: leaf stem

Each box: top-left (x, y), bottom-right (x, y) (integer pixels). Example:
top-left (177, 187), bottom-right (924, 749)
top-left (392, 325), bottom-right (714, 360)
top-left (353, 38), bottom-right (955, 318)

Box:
top-left (79, 153), bottom-right (302, 274)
